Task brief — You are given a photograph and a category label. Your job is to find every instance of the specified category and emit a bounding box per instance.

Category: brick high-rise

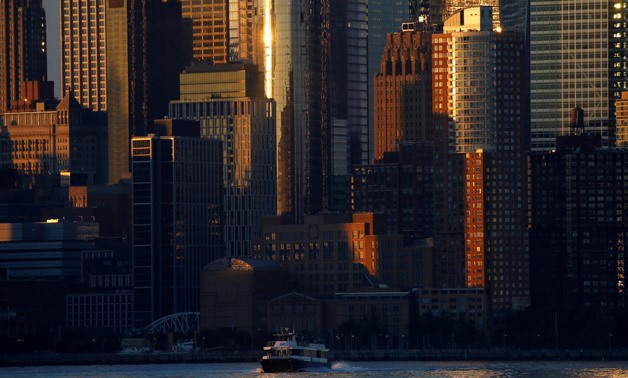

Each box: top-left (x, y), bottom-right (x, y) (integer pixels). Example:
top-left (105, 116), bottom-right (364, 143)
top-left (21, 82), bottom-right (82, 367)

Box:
top-left (432, 7), bottom-right (529, 312)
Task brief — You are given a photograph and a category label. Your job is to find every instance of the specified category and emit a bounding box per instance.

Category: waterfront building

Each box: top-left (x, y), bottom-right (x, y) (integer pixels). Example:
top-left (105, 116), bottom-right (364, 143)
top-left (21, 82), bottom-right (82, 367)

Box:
top-left (253, 212), bottom-right (405, 295)
top-left (0, 0), bottom-right (47, 113)
top-left (200, 257), bottom-right (289, 335)
top-left (529, 0), bottom-right (627, 150)
top-left (169, 62), bottom-right (276, 258)
top-left (0, 221), bottom-right (98, 281)
top-left (432, 7), bottom-right (529, 312)
top-left (131, 123), bottom-right (223, 327)
top-left (530, 133), bottom-right (628, 311)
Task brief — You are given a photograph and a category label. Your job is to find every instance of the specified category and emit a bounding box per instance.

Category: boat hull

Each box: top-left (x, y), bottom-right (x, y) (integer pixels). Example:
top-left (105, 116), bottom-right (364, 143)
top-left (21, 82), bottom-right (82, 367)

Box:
top-left (260, 357), bottom-right (331, 372)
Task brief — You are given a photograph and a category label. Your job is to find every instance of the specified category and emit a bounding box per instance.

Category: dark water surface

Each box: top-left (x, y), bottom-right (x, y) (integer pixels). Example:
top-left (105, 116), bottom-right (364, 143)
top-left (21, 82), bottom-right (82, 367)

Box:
top-left (2, 360), bottom-right (628, 377)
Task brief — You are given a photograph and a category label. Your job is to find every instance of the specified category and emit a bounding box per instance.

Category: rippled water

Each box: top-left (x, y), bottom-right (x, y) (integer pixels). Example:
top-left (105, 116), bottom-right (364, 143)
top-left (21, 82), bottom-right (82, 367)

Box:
top-left (2, 361), bottom-right (628, 377)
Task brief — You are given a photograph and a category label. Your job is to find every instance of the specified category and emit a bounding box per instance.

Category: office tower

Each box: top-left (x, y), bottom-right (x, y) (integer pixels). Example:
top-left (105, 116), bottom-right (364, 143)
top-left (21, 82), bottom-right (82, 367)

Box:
top-left (269, 0), bottom-right (327, 219)
top-left (617, 92), bottom-right (628, 147)
top-left (0, 0), bottom-right (47, 113)
top-left (131, 123), bottom-right (223, 327)
top-left (432, 7), bottom-right (529, 312)
top-left (61, 0), bottom-right (107, 111)
top-left (373, 22), bottom-right (432, 161)
top-left (268, 0), bottom-right (369, 217)
top-left (0, 91), bottom-right (107, 185)
top-left (530, 0), bottom-right (628, 150)
top-left (530, 133), bottom-right (628, 311)
top-left (169, 62), bottom-right (276, 258)
top-left (351, 142), bottom-right (433, 241)
top-left (106, 0), bottom-right (192, 184)
top-left (322, 0), bottom-right (368, 212)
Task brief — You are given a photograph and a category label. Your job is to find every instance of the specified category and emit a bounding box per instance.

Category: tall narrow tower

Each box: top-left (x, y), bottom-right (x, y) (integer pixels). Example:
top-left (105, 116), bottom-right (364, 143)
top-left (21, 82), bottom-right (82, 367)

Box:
top-left (0, 0), bottom-right (47, 113)
top-left (432, 7), bottom-right (529, 312)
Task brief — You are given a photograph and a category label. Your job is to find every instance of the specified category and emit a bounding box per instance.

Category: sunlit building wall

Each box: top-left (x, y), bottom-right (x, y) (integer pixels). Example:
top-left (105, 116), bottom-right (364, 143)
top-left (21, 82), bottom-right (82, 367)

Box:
top-left (617, 92), bottom-right (628, 147)
top-left (373, 23), bottom-right (432, 161)
top-left (529, 0), bottom-right (628, 151)
top-left (432, 7), bottom-right (529, 312)
top-left (367, 1), bottom-right (416, 163)
top-left (61, 0), bottom-right (107, 111)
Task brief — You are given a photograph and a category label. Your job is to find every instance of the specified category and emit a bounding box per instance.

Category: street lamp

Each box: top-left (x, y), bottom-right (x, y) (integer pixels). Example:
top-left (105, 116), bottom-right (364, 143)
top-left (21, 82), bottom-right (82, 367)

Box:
top-left (609, 333), bottom-right (613, 356)
top-left (503, 332), bottom-right (507, 349)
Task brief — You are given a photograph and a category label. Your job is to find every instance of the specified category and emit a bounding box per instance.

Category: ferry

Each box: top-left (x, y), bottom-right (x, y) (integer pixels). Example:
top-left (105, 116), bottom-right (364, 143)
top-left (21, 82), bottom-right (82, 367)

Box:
top-left (260, 330), bottom-right (331, 372)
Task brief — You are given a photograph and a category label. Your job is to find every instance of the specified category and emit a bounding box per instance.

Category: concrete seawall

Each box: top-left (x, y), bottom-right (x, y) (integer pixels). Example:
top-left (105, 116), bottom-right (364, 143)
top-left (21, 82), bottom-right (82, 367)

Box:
top-left (1, 348), bottom-right (627, 367)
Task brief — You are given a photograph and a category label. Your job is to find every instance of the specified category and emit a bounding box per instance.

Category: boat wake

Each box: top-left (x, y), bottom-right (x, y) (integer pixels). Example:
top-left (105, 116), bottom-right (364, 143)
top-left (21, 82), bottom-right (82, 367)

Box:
top-left (330, 361), bottom-right (367, 372)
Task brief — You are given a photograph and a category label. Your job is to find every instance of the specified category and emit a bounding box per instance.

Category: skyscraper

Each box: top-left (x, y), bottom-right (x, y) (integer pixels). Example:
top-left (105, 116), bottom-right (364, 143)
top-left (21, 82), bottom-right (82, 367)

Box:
top-left (373, 22), bottom-right (432, 161)
top-left (529, 0), bottom-right (628, 150)
top-left (132, 123), bottom-right (223, 327)
top-left (61, 0), bottom-right (107, 111)
top-left (182, 0), bottom-right (229, 63)
top-left (0, 0), bottom-right (47, 113)
top-left (270, 0), bottom-right (327, 219)
top-left (105, 0), bottom-right (192, 184)
top-left (432, 7), bottom-right (529, 312)
top-left (169, 62), bottom-right (277, 258)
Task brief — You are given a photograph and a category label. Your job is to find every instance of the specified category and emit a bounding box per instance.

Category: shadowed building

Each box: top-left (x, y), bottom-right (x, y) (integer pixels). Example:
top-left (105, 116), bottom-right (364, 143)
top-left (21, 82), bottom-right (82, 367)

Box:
top-left (0, 0), bottom-right (47, 113)
top-left (351, 142), bottom-right (433, 242)
top-left (253, 212), bottom-right (408, 295)
top-left (200, 257), bottom-right (289, 334)
top-left (530, 133), bottom-right (628, 311)
top-left (169, 62), bottom-right (276, 258)
top-left (106, 0), bottom-right (192, 184)
top-left (131, 123), bottom-right (223, 327)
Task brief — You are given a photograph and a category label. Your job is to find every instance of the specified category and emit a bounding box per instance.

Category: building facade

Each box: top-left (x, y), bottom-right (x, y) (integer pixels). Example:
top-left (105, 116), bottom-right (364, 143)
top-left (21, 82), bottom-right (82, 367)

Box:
top-left (169, 63), bottom-right (276, 258)
top-left (0, 0), bottom-right (47, 113)
top-left (106, 0), bottom-right (192, 184)
top-left (351, 142), bottom-right (433, 241)
top-left (131, 128), bottom-right (223, 327)
top-left (529, 0), bottom-right (628, 150)
top-left (432, 7), bottom-right (529, 312)
top-left (253, 213), bottom-right (405, 295)
top-left (616, 92), bottom-right (628, 147)
top-left (0, 221), bottom-right (98, 280)
top-left (373, 23), bottom-right (432, 161)
top-left (530, 134), bottom-right (628, 311)
top-left (61, 0), bottom-right (107, 111)
top-left (0, 91), bottom-right (107, 186)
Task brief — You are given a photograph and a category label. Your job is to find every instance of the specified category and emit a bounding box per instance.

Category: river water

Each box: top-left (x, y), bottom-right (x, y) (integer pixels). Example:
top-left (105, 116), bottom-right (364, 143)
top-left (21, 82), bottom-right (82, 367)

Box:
top-left (2, 361), bottom-right (628, 377)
